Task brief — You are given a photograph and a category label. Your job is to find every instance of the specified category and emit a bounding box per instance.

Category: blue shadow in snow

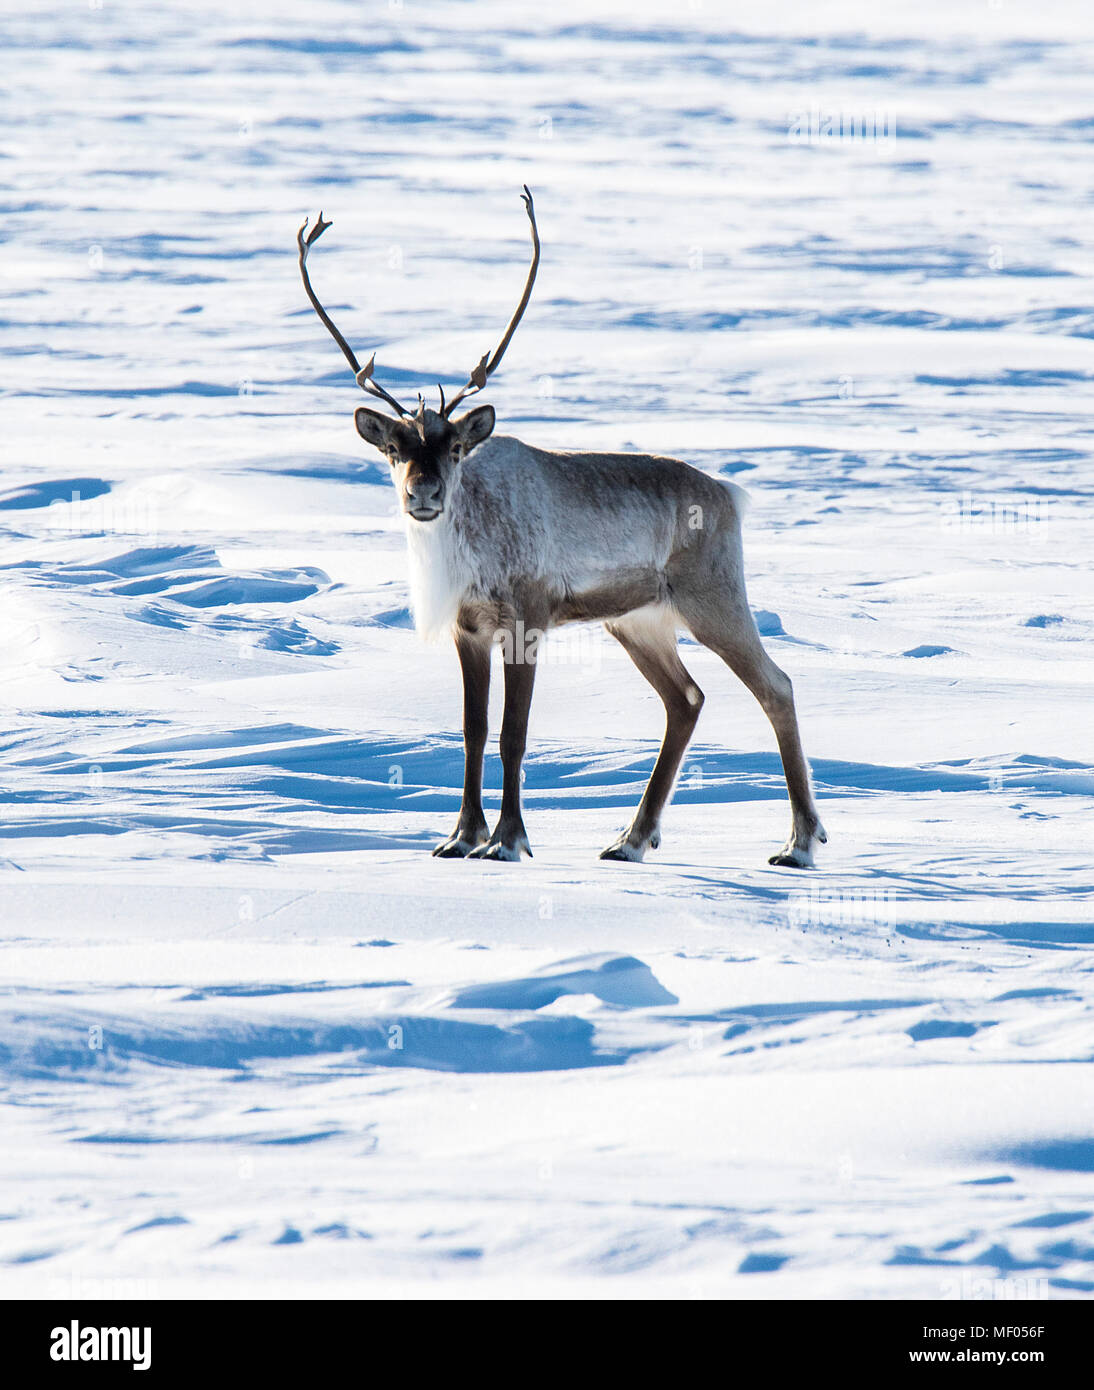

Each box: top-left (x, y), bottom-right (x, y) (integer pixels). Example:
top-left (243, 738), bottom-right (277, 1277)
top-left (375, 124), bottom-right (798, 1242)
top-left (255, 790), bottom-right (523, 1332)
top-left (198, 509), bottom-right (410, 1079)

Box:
top-left (0, 478), bottom-right (111, 510)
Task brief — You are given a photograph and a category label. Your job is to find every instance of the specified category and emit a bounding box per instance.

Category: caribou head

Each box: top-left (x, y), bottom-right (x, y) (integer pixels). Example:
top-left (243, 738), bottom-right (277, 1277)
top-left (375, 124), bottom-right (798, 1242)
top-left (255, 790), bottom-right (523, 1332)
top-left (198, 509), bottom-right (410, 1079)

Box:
top-left (296, 187), bottom-right (539, 522)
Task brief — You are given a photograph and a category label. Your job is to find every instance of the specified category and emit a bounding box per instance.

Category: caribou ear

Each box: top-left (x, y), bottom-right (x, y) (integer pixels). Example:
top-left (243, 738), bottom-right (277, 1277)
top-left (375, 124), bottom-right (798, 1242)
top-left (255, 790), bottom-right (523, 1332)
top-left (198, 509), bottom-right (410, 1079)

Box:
top-left (355, 406), bottom-right (400, 454)
top-left (453, 404), bottom-right (496, 451)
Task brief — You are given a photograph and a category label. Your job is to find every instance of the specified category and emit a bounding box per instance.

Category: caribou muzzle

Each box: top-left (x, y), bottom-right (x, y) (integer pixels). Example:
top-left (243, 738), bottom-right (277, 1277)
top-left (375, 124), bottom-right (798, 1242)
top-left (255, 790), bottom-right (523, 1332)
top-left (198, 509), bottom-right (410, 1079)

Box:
top-left (404, 474), bottom-right (444, 521)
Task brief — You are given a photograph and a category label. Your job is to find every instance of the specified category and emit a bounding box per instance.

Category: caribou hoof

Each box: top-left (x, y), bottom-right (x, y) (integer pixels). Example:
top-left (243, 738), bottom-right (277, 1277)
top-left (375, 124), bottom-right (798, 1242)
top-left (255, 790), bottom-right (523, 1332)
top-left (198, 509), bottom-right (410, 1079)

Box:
top-left (468, 827), bottom-right (531, 862)
top-left (768, 847), bottom-right (816, 869)
top-left (769, 822), bottom-right (827, 868)
top-left (433, 837), bottom-right (481, 858)
top-left (599, 844), bottom-right (643, 862)
top-left (599, 829), bottom-right (658, 863)
top-left (468, 841), bottom-right (530, 862)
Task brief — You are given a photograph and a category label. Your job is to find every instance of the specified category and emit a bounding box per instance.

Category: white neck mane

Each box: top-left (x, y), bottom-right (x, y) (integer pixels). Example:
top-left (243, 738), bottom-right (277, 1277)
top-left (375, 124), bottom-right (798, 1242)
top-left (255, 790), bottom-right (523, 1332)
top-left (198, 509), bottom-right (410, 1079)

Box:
top-left (403, 512), bottom-right (473, 643)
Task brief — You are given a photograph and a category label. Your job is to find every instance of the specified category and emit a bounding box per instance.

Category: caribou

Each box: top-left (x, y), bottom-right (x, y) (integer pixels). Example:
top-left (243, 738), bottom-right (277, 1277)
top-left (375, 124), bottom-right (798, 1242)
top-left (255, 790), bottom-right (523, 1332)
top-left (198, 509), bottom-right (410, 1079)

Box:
top-left (296, 189), bottom-right (826, 867)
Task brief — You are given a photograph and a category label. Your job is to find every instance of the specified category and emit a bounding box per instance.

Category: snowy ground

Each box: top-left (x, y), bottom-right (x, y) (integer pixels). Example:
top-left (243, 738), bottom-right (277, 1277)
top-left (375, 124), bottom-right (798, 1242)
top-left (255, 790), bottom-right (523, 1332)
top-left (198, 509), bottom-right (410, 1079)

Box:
top-left (1, 0), bottom-right (1093, 1298)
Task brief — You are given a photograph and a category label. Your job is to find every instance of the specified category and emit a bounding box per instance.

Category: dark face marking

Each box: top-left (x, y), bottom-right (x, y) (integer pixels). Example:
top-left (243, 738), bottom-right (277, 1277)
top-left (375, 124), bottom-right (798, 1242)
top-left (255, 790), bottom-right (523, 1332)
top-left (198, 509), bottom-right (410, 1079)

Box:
top-left (387, 415), bottom-right (456, 521)
top-left (355, 404), bottom-right (495, 522)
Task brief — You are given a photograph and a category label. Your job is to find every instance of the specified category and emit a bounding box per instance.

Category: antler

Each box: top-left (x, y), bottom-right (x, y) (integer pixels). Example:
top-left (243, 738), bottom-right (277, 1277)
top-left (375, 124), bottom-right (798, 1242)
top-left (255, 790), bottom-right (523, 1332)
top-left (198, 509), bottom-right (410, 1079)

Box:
top-left (296, 213), bottom-right (409, 417)
top-left (442, 185), bottom-right (540, 417)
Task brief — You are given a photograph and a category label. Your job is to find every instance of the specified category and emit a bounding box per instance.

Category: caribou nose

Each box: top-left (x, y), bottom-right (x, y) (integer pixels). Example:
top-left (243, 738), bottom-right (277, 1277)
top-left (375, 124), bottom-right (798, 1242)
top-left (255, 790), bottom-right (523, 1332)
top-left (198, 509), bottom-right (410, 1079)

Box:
top-left (405, 476), bottom-right (443, 517)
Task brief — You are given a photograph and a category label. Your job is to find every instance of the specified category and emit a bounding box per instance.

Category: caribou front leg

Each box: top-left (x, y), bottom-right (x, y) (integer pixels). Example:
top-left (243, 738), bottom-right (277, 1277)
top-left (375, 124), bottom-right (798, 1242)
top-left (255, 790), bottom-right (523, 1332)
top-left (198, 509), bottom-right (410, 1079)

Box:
top-left (469, 630), bottom-right (536, 861)
top-left (434, 631), bottom-right (491, 857)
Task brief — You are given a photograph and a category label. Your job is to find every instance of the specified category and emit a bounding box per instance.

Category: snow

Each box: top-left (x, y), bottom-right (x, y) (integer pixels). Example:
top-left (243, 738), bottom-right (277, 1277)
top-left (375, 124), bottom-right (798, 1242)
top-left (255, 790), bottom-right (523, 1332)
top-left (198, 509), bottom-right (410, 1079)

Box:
top-left (1, 0), bottom-right (1092, 1298)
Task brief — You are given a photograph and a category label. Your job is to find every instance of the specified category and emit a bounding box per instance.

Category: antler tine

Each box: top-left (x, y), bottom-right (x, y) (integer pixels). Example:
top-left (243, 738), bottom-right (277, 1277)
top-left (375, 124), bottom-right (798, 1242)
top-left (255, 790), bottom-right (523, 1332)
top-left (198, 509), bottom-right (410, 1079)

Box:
top-left (296, 213), bottom-right (409, 417)
top-left (443, 185), bottom-right (540, 417)
top-left (355, 352), bottom-right (411, 416)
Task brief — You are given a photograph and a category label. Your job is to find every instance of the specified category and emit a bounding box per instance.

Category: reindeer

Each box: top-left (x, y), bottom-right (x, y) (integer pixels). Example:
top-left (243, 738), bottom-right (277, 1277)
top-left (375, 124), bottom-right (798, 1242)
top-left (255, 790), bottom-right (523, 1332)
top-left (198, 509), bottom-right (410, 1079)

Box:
top-left (296, 189), bottom-right (826, 867)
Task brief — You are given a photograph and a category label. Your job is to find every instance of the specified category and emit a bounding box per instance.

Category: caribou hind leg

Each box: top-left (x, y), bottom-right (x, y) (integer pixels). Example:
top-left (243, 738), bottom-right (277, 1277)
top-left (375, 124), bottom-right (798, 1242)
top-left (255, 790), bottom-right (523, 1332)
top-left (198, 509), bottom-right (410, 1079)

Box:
top-left (678, 587), bottom-right (826, 868)
top-left (434, 630), bottom-right (492, 857)
top-left (600, 607), bottom-right (704, 862)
